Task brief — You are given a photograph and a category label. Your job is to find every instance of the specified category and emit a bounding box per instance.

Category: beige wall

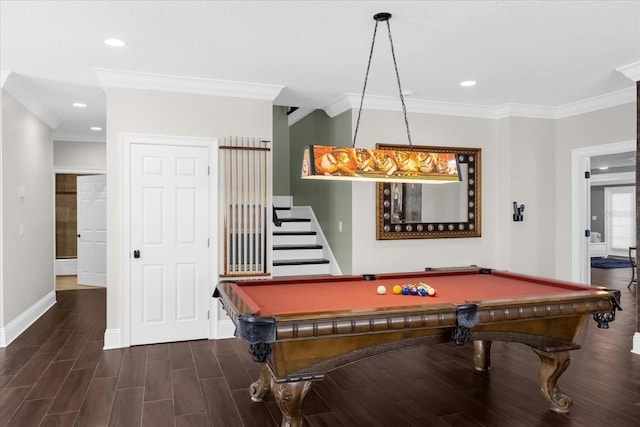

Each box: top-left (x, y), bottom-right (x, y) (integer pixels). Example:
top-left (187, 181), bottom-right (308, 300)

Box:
top-left (104, 87), bottom-right (273, 341)
top-left (1, 90), bottom-right (54, 326)
top-left (502, 117), bottom-right (556, 276)
top-left (53, 140), bottom-right (106, 171)
top-left (349, 110), bottom-right (501, 274)
top-left (555, 103), bottom-right (637, 280)
top-left (346, 105), bottom-right (634, 280)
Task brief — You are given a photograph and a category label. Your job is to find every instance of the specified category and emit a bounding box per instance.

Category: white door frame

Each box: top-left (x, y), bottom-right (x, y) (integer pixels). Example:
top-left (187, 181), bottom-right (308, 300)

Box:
top-left (53, 168), bottom-right (106, 277)
top-left (571, 140), bottom-right (635, 284)
top-left (121, 134), bottom-right (218, 348)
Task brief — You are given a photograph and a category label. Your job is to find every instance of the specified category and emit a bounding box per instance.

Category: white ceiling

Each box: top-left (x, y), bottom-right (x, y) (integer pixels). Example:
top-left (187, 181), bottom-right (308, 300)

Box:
top-left (1, 0), bottom-right (639, 143)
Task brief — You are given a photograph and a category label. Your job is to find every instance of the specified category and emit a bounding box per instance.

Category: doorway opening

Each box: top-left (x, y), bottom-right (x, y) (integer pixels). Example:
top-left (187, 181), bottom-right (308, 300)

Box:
top-left (571, 140), bottom-right (636, 285)
top-left (55, 173), bottom-right (86, 276)
top-left (54, 172), bottom-right (107, 290)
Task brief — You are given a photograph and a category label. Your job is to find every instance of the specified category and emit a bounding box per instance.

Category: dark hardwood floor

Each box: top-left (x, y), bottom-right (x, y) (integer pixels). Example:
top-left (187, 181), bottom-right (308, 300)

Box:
top-left (1, 268), bottom-right (639, 427)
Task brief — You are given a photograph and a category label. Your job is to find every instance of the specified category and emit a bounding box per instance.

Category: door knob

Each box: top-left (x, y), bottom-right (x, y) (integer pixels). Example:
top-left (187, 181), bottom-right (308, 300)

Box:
top-left (133, 250), bottom-right (141, 258)
top-left (77, 234), bottom-right (81, 238)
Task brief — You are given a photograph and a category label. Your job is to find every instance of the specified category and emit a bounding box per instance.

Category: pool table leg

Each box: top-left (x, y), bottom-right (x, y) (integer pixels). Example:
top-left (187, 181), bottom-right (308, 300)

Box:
top-left (531, 348), bottom-right (573, 413)
top-left (273, 380), bottom-right (312, 427)
top-left (473, 340), bottom-right (492, 372)
top-left (249, 362), bottom-right (272, 402)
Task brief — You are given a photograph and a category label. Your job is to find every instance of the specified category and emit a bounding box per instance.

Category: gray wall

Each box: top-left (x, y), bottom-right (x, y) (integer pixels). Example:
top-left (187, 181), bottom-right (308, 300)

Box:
top-left (591, 186), bottom-right (605, 238)
top-left (289, 109), bottom-right (353, 274)
top-left (272, 106), bottom-right (290, 196)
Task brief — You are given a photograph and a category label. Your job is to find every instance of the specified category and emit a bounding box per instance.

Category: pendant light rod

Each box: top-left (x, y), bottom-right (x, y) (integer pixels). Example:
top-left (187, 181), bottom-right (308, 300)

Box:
top-left (352, 12), bottom-right (413, 148)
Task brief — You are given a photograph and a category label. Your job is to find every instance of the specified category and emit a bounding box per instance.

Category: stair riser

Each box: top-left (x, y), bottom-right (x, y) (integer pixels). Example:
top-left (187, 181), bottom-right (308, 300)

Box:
top-left (273, 235), bottom-right (318, 245)
top-left (277, 221), bottom-right (311, 232)
top-left (272, 249), bottom-right (324, 260)
top-left (273, 263), bottom-right (331, 277)
top-left (274, 209), bottom-right (294, 219)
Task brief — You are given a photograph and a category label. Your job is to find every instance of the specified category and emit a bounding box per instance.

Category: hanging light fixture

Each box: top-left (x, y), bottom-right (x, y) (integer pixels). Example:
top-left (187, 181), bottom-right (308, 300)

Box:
top-left (301, 12), bottom-right (460, 183)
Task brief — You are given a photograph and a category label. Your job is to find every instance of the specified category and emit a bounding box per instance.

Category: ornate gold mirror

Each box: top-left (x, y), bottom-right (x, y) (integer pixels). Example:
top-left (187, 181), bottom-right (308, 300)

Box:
top-left (376, 144), bottom-right (481, 239)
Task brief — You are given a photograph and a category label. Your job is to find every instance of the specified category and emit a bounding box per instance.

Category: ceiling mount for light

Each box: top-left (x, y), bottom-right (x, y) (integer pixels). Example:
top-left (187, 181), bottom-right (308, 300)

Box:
top-left (301, 12), bottom-right (460, 183)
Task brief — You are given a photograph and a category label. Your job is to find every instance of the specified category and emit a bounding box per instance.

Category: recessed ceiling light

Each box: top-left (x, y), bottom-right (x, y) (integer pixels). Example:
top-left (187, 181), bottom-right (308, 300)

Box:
top-left (598, 166), bottom-right (609, 170)
top-left (72, 102), bottom-right (87, 108)
top-left (104, 38), bottom-right (126, 47)
top-left (402, 90), bottom-right (414, 96)
top-left (90, 127), bottom-right (103, 131)
top-left (460, 80), bottom-right (477, 87)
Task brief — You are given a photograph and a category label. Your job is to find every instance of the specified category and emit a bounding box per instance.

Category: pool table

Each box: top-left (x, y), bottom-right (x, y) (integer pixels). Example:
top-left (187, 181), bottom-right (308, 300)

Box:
top-left (214, 267), bottom-right (621, 427)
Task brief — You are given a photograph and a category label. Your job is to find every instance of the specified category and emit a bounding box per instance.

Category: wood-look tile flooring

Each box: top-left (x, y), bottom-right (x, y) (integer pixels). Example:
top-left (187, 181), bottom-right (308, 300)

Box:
top-left (55, 275), bottom-right (101, 292)
top-left (1, 268), bottom-right (639, 426)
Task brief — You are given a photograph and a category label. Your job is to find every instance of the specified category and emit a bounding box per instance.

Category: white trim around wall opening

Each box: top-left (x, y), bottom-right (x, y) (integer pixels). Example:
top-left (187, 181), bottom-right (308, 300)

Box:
top-left (571, 140), bottom-right (636, 285)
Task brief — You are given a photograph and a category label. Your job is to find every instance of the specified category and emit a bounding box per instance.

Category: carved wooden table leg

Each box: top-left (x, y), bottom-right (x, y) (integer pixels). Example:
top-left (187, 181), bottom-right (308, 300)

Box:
top-left (249, 362), bottom-right (272, 402)
top-left (272, 381), bottom-right (312, 427)
top-left (531, 348), bottom-right (573, 413)
top-left (473, 340), bottom-right (492, 372)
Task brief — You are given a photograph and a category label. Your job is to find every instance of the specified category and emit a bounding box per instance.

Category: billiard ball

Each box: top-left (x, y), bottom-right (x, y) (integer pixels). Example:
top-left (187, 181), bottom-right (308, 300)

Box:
top-left (392, 285), bottom-right (402, 295)
top-left (427, 287), bottom-right (437, 296)
top-left (377, 285), bottom-right (387, 295)
top-left (409, 286), bottom-right (418, 295)
top-left (401, 286), bottom-right (410, 295)
top-left (417, 287), bottom-right (428, 296)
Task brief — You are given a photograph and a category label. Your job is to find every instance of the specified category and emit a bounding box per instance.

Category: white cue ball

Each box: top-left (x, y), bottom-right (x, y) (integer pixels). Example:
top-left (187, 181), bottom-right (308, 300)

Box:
top-left (377, 285), bottom-right (387, 295)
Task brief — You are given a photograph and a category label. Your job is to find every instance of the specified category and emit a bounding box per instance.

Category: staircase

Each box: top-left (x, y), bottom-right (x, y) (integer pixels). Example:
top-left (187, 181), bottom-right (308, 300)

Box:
top-left (272, 197), bottom-right (341, 277)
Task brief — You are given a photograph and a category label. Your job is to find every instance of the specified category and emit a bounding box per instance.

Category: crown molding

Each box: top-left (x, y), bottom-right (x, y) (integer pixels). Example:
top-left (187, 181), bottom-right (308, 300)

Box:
top-left (2, 73), bottom-right (61, 129)
top-left (555, 87), bottom-right (636, 119)
top-left (323, 93), bottom-right (360, 118)
top-left (324, 93), bottom-right (499, 119)
top-left (616, 61), bottom-right (640, 82)
top-left (93, 68), bottom-right (284, 101)
top-left (322, 86), bottom-right (635, 121)
top-left (287, 107), bottom-right (314, 126)
top-left (1, 69), bottom-right (11, 88)
top-left (494, 103), bottom-right (557, 119)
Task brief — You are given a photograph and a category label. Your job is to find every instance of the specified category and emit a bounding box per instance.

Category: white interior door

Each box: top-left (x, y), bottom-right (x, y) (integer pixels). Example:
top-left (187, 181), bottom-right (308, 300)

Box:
top-left (77, 174), bottom-right (107, 286)
top-left (130, 142), bottom-right (210, 345)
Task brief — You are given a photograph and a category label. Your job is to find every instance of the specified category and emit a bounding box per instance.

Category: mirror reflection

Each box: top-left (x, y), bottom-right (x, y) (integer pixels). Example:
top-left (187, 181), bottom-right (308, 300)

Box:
top-left (377, 145), bottom-right (481, 239)
top-left (390, 164), bottom-right (468, 224)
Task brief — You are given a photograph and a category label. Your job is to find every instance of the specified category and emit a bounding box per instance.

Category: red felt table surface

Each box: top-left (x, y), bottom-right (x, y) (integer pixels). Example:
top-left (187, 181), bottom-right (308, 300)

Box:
top-left (230, 271), bottom-right (594, 317)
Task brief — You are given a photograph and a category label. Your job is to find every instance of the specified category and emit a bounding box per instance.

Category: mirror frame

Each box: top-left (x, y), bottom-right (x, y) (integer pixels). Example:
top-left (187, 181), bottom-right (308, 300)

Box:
top-left (376, 144), bottom-right (481, 240)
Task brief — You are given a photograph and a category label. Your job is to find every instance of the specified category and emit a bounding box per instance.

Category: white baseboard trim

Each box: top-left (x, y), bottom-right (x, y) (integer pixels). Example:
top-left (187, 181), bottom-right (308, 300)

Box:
top-left (103, 328), bottom-right (122, 349)
top-left (0, 291), bottom-right (56, 347)
top-left (632, 332), bottom-right (640, 356)
top-left (214, 319), bottom-right (236, 339)
top-left (55, 258), bottom-right (77, 276)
